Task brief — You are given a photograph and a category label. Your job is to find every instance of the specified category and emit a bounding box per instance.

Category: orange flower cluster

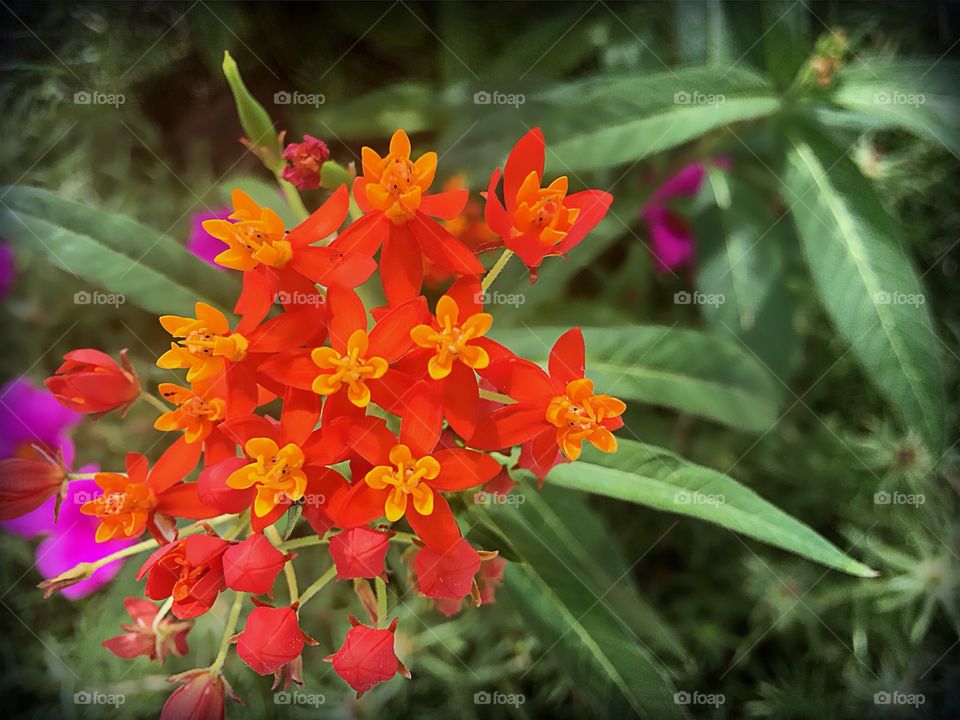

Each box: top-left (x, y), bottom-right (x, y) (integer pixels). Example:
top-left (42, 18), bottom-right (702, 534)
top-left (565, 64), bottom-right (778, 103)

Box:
top-left (20, 127), bottom-right (625, 711)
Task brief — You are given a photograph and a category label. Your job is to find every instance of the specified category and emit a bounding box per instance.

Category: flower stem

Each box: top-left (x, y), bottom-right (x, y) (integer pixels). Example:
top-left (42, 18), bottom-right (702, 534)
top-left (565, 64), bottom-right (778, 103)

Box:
top-left (210, 591), bottom-right (245, 673)
top-left (480, 249), bottom-right (514, 293)
top-left (375, 576), bottom-right (388, 628)
top-left (265, 525), bottom-right (298, 603)
top-left (298, 565), bottom-right (337, 607)
top-left (279, 533), bottom-right (330, 551)
top-left (478, 388), bottom-right (515, 405)
top-left (139, 391), bottom-right (169, 414)
top-left (277, 176), bottom-right (310, 222)
top-left (152, 596), bottom-right (174, 634)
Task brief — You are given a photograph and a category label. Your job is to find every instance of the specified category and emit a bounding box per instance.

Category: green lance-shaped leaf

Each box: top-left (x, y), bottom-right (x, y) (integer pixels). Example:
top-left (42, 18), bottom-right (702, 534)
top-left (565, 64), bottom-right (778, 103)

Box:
top-left (784, 125), bottom-right (945, 453)
top-left (0, 186), bottom-right (239, 315)
top-left (533, 439), bottom-right (877, 578)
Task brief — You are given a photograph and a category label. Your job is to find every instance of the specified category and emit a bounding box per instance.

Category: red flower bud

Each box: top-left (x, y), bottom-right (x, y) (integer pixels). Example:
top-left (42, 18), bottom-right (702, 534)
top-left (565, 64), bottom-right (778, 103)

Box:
top-left (103, 597), bottom-right (191, 662)
top-left (329, 526), bottom-right (391, 579)
top-left (45, 348), bottom-right (141, 416)
top-left (281, 134), bottom-right (330, 190)
top-left (236, 602), bottom-right (311, 675)
top-left (223, 533), bottom-right (287, 595)
top-left (0, 455), bottom-right (66, 521)
top-left (414, 538), bottom-right (481, 600)
top-left (478, 555), bottom-right (507, 604)
top-left (325, 616), bottom-right (409, 696)
top-left (137, 534), bottom-right (230, 619)
top-left (161, 669), bottom-right (239, 720)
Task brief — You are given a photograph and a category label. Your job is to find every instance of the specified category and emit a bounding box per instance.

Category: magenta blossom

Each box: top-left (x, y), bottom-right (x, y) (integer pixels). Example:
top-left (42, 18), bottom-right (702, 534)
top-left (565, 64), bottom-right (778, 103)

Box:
top-left (641, 160), bottom-right (729, 274)
top-left (0, 379), bottom-right (134, 598)
top-left (0, 243), bottom-right (14, 298)
top-left (187, 209), bottom-right (232, 268)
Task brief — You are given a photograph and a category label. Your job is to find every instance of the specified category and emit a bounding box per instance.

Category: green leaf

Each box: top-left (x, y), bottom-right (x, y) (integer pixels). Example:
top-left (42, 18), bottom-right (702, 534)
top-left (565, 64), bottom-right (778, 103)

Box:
top-left (537, 66), bottom-right (781, 172)
top-left (784, 126), bottom-right (945, 452)
top-left (490, 326), bottom-right (779, 433)
top-left (696, 170), bottom-right (798, 385)
top-left (826, 57), bottom-right (960, 156)
top-left (469, 491), bottom-right (687, 719)
top-left (222, 51), bottom-right (283, 172)
top-left (535, 439), bottom-right (878, 578)
top-left (0, 186), bottom-right (239, 315)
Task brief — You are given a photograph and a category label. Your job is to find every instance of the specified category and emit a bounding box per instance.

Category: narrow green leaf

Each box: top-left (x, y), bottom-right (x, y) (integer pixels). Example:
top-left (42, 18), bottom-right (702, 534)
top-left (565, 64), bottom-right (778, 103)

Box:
top-left (535, 439), bottom-right (878, 578)
top-left (784, 126), bottom-right (945, 452)
top-left (490, 326), bottom-right (779, 433)
top-left (222, 51), bottom-right (283, 172)
top-left (0, 186), bottom-right (239, 315)
top-left (696, 172), bottom-right (798, 385)
top-left (537, 66), bottom-right (780, 172)
top-left (470, 494), bottom-right (687, 719)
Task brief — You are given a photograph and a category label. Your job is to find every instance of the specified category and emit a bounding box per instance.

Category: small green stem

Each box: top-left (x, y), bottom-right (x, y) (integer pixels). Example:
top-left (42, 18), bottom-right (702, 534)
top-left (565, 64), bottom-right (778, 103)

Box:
top-left (280, 534), bottom-right (330, 551)
top-left (265, 525), bottom-right (298, 603)
top-left (277, 176), bottom-right (310, 222)
top-left (209, 591), bottom-right (245, 673)
top-left (478, 388), bottom-right (515, 405)
top-left (299, 565), bottom-right (337, 607)
top-left (66, 472), bottom-right (100, 480)
top-left (139, 391), bottom-right (169, 414)
top-left (87, 515), bottom-right (235, 572)
top-left (375, 576), bottom-right (388, 628)
top-left (222, 511), bottom-right (249, 541)
top-left (152, 596), bottom-right (174, 633)
top-left (480, 249), bottom-right (514, 293)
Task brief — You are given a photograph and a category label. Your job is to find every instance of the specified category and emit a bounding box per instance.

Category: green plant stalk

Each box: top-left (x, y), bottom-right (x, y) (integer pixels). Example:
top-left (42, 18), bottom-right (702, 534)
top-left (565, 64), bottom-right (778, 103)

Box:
top-left (139, 390), bottom-right (169, 414)
top-left (375, 576), bottom-right (388, 628)
top-left (299, 565), bottom-right (337, 606)
top-left (480, 249), bottom-right (514, 293)
top-left (265, 525), bottom-right (299, 603)
top-left (210, 591), bottom-right (245, 673)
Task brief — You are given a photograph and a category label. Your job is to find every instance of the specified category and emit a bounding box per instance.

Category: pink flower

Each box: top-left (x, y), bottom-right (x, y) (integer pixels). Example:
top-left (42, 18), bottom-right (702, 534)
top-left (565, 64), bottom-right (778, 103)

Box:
top-left (281, 135), bottom-right (330, 190)
top-left (187, 209), bottom-right (232, 268)
top-left (641, 159), bottom-right (729, 274)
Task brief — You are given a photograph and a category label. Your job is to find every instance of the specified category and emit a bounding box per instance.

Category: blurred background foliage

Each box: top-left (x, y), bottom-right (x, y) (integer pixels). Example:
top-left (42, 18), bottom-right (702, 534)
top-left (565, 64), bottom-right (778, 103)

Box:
top-left (1, 1), bottom-right (959, 718)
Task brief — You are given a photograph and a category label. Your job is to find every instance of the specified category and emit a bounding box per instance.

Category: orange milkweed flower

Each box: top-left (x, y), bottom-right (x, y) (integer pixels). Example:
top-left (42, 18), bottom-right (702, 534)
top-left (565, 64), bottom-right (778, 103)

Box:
top-left (80, 441), bottom-right (217, 543)
top-left (202, 186), bottom-right (375, 329)
top-left (330, 416), bottom-right (500, 550)
top-left (258, 288), bottom-right (427, 425)
top-left (330, 130), bottom-right (483, 305)
top-left (469, 328), bottom-right (625, 480)
top-left (392, 277), bottom-right (513, 441)
top-left (484, 127), bottom-right (612, 270)
top-left (212, 389), bottom-right (349, 531)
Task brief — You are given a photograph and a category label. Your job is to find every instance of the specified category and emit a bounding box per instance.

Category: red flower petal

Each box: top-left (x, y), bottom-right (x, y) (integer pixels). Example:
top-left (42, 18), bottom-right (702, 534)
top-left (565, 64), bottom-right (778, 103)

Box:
top-left (329, 526), bottom-right (391, 579)
top-left (414, 537), bottom-right (481, 599)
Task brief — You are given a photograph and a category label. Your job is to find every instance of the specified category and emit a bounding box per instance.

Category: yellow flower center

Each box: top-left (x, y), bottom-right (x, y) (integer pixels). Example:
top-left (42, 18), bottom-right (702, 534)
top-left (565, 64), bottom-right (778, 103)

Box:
top-left (310, 330), bottom-right (388, 407)
top-left (226, 438), bottom-right (308, 517)
top-left (364, 444), bottom-right (440, 521)
top-left (183, 329), bottom-right (248, 362)
top-left (511, 172), bottom-right (580, 247)
top-left (362, 129), bottom-right (437, 223)
top-left (410, 295), bottom-right (493, 380)
top-left (545, 378), bottom-right (626, 461)
top-left (231, 222), bottom-right (293, 268)
top-left (80, 475), bottom-right (156, 542)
